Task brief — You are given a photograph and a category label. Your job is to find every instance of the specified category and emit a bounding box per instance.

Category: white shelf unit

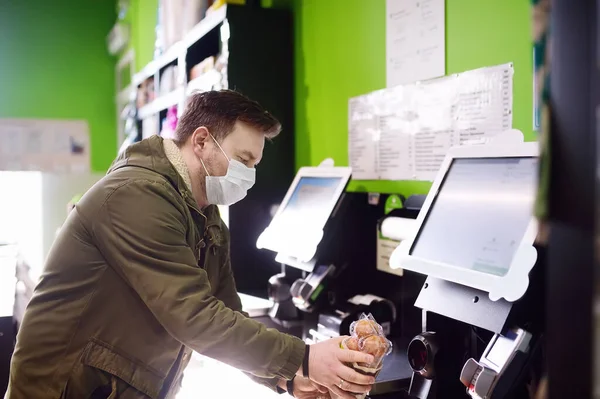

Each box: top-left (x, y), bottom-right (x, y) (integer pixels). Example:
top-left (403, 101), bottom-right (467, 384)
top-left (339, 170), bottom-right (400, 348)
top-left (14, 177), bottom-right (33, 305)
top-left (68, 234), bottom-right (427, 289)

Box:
top-left (186, 69), bottom-right (222, 96)
top-left (131, 5), bottom-right (228, 139)
top-left (137, 87), bottom-right (184, 120)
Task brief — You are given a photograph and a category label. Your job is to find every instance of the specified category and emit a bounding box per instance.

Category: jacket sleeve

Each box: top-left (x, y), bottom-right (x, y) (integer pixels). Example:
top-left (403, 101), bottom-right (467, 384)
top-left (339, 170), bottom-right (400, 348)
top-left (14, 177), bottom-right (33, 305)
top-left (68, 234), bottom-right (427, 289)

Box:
top-left (91, 179), bottom-right (305, 380)
top-left (214, 252), bottom-right (286, 393)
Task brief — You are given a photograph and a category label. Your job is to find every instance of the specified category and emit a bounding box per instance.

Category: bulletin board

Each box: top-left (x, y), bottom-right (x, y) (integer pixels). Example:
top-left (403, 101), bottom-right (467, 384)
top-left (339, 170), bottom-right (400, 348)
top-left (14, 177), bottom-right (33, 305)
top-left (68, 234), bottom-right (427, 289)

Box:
top-left (349, 63), bottom-right (514, 181)
top-left (292, 0), bottom-right (534, 196)
top-left (0, 119), bottom-right (90, 173)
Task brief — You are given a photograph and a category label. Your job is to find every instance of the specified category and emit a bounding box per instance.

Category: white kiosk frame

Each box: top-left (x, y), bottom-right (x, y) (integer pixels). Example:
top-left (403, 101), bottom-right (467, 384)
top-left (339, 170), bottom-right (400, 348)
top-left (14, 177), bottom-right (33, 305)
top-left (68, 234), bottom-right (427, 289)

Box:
top-left (256, 166), bottom-right (352, 264)
top-left (389, 136), bottom-right (539, 302)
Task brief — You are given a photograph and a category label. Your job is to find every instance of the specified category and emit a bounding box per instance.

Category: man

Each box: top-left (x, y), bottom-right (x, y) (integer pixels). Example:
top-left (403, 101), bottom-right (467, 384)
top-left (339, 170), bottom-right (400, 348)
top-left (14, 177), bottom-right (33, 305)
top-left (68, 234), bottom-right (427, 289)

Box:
top-left (6, 90), bottom-right (374, 399)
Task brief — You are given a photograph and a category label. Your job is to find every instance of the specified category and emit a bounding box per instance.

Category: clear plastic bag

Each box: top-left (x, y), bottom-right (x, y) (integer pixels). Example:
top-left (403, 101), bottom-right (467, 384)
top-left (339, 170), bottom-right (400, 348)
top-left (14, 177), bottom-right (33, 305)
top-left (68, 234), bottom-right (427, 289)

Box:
top-left (340, 313), bottom-right (393, 399)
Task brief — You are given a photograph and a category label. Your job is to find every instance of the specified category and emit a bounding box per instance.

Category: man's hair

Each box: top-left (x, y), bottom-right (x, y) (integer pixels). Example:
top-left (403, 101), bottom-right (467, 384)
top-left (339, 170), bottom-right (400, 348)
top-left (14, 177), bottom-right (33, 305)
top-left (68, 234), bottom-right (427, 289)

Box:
top-left (174, 89), bottom-right (282, 145)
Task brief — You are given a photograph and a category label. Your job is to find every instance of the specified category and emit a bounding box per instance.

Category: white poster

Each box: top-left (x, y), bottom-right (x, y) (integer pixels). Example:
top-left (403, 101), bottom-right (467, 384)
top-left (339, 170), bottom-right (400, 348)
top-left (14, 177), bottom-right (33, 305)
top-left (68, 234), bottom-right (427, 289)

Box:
top-left (349, 63), bottom-right (514, 181)
top-left (348, 96), bottom-right (379, 180)
top-left (386, 0), bottom-right (445, 87)
top-left (0, 119), bottom-right (90, 173)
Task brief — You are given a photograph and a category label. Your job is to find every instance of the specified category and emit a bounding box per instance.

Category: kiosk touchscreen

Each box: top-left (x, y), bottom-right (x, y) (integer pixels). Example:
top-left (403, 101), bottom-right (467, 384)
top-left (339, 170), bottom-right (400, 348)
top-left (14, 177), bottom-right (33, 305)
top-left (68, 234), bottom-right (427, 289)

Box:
top-left (389, 140), bottom-right (539, 302)
top-left (256, 166), bottom-right (352, 266)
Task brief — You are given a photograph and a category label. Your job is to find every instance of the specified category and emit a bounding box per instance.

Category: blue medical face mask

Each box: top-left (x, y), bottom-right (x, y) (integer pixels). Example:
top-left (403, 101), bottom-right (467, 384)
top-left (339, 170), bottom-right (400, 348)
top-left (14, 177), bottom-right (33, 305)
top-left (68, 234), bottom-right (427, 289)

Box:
top-left (199, 135), bottom-right (256, 206)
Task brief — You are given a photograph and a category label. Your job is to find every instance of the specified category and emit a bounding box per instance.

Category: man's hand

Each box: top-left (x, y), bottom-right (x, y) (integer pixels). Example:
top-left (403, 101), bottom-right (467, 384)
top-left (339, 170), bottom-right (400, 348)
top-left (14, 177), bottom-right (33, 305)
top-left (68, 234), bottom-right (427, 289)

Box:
top-left (306, 337), bottom-right (375, 399)
top-left (293, 377), bottom-right (330, 399)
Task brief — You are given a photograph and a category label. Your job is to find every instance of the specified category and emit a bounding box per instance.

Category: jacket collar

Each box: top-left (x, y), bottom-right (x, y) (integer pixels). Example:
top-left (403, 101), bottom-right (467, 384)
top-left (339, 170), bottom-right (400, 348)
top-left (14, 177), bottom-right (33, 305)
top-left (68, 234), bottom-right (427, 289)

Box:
top-left (108, 135), bottom-right (187, 194)
top-left (162, 138), bottom-right (193, 193)
top-left (107, 136), bottom-right (223, 229)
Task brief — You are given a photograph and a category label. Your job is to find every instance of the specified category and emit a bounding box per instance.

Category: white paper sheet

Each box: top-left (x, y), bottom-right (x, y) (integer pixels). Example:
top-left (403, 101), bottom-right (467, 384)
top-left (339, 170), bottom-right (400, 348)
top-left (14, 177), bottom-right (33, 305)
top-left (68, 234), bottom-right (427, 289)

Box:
top-left (453, 64), bottom-right (514, 144)
top-left (376, 85), bottom-right (414, 180)
top-left (348, 63), bottom-right (514, 181)
top-left (348, 96), bottom-right (379, 179)
top-left (386, 0), bottom-right (445, 87)
top-left (0, 119), bottom-right (90, 173)
top-left (410, 78), bottom-right (457, 180)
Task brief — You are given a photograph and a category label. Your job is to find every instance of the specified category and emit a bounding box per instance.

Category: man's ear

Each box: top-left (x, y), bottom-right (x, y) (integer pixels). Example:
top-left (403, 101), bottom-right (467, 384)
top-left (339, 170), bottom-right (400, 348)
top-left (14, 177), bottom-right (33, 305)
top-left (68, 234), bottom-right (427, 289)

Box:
top-left (190, 127), bottom-right (210, 153)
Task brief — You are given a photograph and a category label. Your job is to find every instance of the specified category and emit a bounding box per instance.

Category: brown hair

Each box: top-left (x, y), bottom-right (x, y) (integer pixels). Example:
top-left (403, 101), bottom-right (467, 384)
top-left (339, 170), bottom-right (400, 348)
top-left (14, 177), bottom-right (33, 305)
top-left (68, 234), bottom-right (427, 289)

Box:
top-left (174, 89), bottom-right (282, 145)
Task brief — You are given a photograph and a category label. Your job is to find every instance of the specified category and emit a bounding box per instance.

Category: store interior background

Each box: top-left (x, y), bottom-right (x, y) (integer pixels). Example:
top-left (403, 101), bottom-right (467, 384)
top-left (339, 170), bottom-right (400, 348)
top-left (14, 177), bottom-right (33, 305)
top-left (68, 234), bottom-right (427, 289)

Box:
top-left (0, 0), bottom-right (534, 305)
top-left (0, 1), bottom-right (552, 397)
top-left (0, 0), bottom-right (533, 180)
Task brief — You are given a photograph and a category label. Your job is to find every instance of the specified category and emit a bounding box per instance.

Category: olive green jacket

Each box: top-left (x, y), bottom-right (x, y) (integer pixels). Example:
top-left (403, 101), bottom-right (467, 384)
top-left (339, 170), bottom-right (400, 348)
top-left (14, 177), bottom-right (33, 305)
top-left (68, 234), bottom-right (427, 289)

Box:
top-left (6, 136), bottom-right (304, 399)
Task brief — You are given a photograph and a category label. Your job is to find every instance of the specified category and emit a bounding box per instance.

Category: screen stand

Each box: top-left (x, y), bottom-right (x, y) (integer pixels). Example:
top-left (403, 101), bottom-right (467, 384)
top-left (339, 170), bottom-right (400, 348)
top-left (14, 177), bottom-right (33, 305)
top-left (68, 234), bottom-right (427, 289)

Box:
top-left (407, 373), bottom-right (435, 399)
top-left (415, 277), bottom-right (512, 333)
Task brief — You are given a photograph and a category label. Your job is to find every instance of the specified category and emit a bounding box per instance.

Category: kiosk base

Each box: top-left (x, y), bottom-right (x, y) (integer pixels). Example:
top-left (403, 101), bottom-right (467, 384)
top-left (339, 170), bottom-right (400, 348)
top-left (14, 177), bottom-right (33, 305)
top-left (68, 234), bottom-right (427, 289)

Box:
top-left (409, 258), bottom-right (545, 399)
top-left (409, 278), bottom-right (514, 399)
top-left (407, 373), bottom-right (434, 399)
top-left (416, 277), bottom-right (512, 334)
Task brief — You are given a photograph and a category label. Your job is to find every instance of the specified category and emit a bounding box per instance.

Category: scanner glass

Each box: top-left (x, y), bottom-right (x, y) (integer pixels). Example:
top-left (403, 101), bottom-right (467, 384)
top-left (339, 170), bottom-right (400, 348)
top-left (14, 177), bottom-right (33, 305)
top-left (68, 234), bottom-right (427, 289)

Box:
top-left (485, 335), bottom-right (516, 369)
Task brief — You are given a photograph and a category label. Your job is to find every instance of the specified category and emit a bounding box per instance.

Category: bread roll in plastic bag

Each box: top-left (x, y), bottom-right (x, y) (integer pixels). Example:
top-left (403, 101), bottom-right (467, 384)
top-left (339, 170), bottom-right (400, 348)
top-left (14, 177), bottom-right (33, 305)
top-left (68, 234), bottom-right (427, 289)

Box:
top-left (339, 313), bottom-right (392, 399)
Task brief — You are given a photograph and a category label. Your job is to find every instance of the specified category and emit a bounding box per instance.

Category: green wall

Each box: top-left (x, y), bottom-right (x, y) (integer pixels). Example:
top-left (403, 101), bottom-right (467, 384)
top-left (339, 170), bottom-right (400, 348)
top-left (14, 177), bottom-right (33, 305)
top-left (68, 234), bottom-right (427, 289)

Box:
top-left (128, 0), bottom-right (160, 72)
top-left (0, 0), bottom-right (117, 172)
top-left (129, 0), bottom-right (533, 196)
top-left (294, 0), bottom-right (533, 195)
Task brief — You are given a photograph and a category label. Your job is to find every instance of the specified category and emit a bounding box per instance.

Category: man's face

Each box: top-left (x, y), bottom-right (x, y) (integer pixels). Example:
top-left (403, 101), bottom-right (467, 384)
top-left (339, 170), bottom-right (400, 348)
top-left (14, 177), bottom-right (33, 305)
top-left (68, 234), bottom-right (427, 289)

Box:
top-left (209, 121), bottom-right (265, 174)
top-left (186, 121), bottom-right (265, 207)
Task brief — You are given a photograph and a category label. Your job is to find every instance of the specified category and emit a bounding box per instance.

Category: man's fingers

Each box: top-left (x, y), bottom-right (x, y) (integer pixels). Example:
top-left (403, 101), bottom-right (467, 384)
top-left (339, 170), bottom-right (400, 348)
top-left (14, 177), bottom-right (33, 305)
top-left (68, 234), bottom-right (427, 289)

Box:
top-left (331, 335), bottom-right (349, 346)
top-left (311, 382), bottom-right (329, 393)
top-left (337, 364), bottom-right (376, 385)
top-left (329, 385), bottom-right (356, 399)
top-left (338, 380), bottom-right (371, 394)
top-left (325, 389), bottom-right (338, 399)
top-left (337, 348), bottom-right (374, 366)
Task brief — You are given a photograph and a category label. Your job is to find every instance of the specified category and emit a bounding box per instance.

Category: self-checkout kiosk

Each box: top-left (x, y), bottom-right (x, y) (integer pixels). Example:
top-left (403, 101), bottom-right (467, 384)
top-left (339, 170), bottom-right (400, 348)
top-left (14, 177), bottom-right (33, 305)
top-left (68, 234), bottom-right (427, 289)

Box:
top-left (256, 162), bottom-right (426, 396)
top-left (256, 164), bottom-right (390, 325)
top-left (256, 164), bottom-right (354, 322)
top-left (387, 131), bottom-right (544, 399)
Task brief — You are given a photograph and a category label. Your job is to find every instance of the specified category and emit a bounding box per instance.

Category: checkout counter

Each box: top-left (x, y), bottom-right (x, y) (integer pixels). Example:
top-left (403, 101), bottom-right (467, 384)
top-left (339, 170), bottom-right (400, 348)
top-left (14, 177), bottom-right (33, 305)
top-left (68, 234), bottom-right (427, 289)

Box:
top-left (387, 134), bottom-right (544, 399)
top-left (248, 131), bottom-right (544, 399)
top-left (254, 163), bottom-right (423, 396)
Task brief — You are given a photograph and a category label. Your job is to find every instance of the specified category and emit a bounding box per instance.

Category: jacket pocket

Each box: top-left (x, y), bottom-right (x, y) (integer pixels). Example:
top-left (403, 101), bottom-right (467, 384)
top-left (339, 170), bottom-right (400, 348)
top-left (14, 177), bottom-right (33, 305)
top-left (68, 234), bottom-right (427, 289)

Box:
top-left (80, 338), bottom-right (166, 399)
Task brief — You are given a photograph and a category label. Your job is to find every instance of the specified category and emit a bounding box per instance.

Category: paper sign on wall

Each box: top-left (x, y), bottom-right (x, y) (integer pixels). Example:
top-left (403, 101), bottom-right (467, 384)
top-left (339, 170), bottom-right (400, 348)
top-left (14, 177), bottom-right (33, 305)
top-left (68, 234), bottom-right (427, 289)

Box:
top-left (349, 63), bottom-right (514, 181)
top-left (386, 0), bottom-right (445, 87)
top-left (0, 119), bottom-right (90, 173)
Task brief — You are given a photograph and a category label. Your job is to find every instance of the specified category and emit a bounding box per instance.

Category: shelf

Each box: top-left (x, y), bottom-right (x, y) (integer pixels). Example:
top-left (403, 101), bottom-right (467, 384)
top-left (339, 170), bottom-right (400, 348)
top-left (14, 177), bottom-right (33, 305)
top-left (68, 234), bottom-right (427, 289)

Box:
top-left (133, 42), bottom-right (184, 86)
top-left (186, 69), bottom-right (223, 95)
top-left (132, 5), bottom-right (227, 88)
top-left (184, 5), bottom-right (227, 48)
top-left (116, 85), bottom-right (134, 105)
top-left (138, 88), bottom-right (183, 120)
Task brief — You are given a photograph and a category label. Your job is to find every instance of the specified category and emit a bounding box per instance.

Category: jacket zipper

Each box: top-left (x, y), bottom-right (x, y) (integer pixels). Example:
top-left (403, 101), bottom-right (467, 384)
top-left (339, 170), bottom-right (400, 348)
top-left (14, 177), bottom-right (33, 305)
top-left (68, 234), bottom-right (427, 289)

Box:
top-left (198, 240), bottom-right (207, 268)
top-left (198, 222), bottom-right (221, 268)
top-left (182, 192), bottom-right (222, 269)
top-left (181, 192), bottom-right (207, 267)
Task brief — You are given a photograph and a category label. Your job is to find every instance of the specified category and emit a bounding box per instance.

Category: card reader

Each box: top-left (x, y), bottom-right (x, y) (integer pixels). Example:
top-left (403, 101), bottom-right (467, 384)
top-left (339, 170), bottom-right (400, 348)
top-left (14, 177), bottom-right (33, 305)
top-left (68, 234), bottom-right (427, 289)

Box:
top-left (460, 328), bottom-right (531, 399)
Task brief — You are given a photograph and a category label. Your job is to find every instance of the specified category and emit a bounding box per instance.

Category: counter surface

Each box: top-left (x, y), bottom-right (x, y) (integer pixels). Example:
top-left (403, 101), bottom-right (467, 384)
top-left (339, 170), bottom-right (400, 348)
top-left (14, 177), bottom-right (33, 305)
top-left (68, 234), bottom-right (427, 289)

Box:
top-left (177, 352), bottom-right (282, 399)
top-left (176, 338), bottom-right (413, 398)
